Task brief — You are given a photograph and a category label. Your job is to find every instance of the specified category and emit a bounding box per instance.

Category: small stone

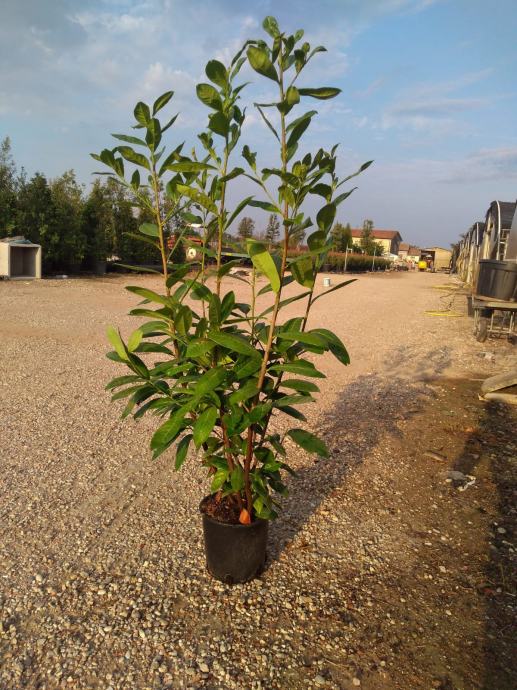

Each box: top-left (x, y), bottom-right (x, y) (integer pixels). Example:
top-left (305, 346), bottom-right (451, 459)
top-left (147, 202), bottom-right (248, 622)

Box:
top-left (198, 662), bottom-right (210, 674)
top-left (439, 566), bottom-right (446, 574)
top-left (352, 679), bottom-right (361, 687)
top-left (445, 610), bottom-right (452, 616)
top-left (314, 675), bottom-right (326, 686)
top-left (497, 527), bottom-right (506, 535)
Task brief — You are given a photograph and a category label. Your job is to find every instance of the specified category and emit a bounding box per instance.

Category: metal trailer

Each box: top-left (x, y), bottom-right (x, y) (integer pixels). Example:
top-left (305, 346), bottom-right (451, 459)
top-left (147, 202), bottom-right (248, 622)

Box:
top-left (473, 295), bottom-right (517, 342)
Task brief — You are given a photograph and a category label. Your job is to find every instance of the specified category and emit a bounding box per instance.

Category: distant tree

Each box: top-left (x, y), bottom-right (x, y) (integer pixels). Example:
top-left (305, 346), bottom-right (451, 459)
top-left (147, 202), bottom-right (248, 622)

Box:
top-left (16, 173), bottom-right (55, 253)
top-left (264, 214), bottom-right (280, 248)
top-left (0, 137), bottom-right (18, 235)
top-left (81, 178), bottom-right (112, 266)
top-left (237, 216), bottom-right (255, 241)
top-left (331, 222), bottom-right (352, 252)
top-left (360, 218), bottom-right (383, 256)
top-left (49, 170), bottom-right (86, 270)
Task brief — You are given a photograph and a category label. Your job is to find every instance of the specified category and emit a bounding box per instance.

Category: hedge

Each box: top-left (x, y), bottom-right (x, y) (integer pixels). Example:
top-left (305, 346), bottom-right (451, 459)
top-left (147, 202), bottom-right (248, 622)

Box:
top-left (288, 250), bottom-right (392, 272)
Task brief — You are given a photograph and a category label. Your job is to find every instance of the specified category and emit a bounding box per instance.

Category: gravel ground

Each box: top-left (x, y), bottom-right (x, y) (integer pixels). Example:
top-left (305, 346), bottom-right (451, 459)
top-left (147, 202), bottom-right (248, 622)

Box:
top-left (0, 271), bottom-right (515, 690)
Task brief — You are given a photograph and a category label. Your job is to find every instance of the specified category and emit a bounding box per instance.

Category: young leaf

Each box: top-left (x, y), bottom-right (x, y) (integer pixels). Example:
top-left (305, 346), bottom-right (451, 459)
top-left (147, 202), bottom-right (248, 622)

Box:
top-left (247, 46), bottom-right (278, 82)
top-left (196, 83), bottom-right (222, 110)
top-left (151, 404), bottom-right (190, 451)
top-left (106, 326), bottom-right (128, 361)
top-left (127, 328), bottom-right (143, 353)
top-left (134, 101), bottom-right (151, 126)
top-left (193, 407), bottom-right (218, 447)
top-left (316, 203), bottom-right (336, 233)
top-left (205, 60), bottom-right (227, 88)
top-left (290, 255), bottom-right (314, 288)
top-left (287, 429), bottom-right (329, 457)
top-left (262, 16), bottom-right (280, 38)
top-left (111, 133), bottom-right (146, 146)
top-left (246, 240), bottom-right (280, 293)
top-left (153, 90), bottom-right (174, 115)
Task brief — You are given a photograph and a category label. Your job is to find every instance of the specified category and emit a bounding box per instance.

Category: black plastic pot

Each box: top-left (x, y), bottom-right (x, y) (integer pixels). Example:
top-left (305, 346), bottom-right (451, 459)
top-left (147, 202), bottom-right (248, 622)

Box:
top-left (200, 497), bottom-right (268, 584)
top-left (476, 260), bottom-right (517, 301)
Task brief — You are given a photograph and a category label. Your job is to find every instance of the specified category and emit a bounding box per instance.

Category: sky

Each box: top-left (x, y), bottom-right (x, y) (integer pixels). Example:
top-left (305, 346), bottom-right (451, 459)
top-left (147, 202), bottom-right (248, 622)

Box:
top-left (1, 0), bottom-right (516, 248)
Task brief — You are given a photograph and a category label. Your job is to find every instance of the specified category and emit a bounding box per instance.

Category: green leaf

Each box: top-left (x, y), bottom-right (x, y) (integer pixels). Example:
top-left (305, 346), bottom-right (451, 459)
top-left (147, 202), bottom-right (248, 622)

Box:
top-left (316, 203), bottom-right (336, 233)
top-left (106, 374), bottom-right (141, 390)
top-left (310, 328), bottom-right (350, 365)
top-left (298, 87), bottom-right (341, 100)
top-left (127, 328), bottom-right (143, 353)
top-left (151, 404), bottom-right (190, 451)
top-left (205, 60), bottom-right (227, 88)
top-left (111, 133), bottom-right (146, 146)
top-left (285, 85), bottom-right (300, 109)
top-left (153, 90), bottom-right (174, 114)
top-left (139, 222), bottom-right (159, 237)
top-left (277, 330), bottom-right (327, 347)
top-left (145, 117), bottom-right (161, 150)
top-left (175, 434), bottom-right (192, 470)
top-left (246, 240), bottom-right (280, 293)
top-left (229, 379), bottom-right (258, 405)
top-left (290, 254), bottom-right (314, 288)
top-left (230, 465), bottom-right (245, 492)
top-left (134, 101), bottom-right (151, 126)
top-left (287, 114), bottom-right (312, 150)
top-left (208, 331), bottom-right (261, 359)
top-left (312, 278), bottom-right (356, 304)
top-left (191, 366), bottom-right (227, 402)
top-left (196, 83), bottom-right (222, 110)
top-left (106, 326), bottom-right (128, 361)
top-left (248, 199), bottom-right (281, 214)
top-left (255, 104), bottom-right (280, 142)
top-left (193, 407), bottom-right (218, 447)
top-left (186, 339), bottom-right (216, 359)
top-left (176, 184), bottom-right (218, 214)
top-left (281, 379), bottom-right (319, 393)
top-left (287, 429), bottom-right (329, 457)
top-left (208, 111), bottom-right (230, 137)
top-left (174, 305), bottom-right (192, 335)
top-left (269, 360), bottom-right (325, 378)
top-left (286, 110), bottom-right (317, 133)
top-left (247, 46), bottom-right (278, 82)
top-left (262, 16), bottom-right (280, 37)
top-left (116, 146), bottom-right (150, 170)
top-left (126, 286), bottom-right (170, 306)
top-left (163, 161), bottom-right (215, 173)
top-left (211, 469), bottom-right (229, 492)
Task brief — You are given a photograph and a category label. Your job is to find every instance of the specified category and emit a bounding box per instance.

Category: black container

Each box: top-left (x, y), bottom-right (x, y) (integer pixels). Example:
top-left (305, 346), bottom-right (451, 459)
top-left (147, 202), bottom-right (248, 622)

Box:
top-left (476, 260), bottom-right (517, 301)
top-left (200, 497), bottom-right (268, 584)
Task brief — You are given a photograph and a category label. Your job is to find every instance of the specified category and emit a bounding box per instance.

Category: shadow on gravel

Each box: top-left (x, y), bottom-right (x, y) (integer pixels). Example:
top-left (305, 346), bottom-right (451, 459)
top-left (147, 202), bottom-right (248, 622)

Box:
top-left (267, 373), bottom-right (433, 564)
top-left (451, 401), bottom-right (516, 690)
top-left (383, 344), bottom-right (452, 381)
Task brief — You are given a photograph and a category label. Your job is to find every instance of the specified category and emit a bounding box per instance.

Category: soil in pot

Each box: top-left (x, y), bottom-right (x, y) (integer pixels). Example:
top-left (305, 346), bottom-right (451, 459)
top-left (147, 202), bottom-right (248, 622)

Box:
top-left (200, 495), bottom-right (268, 585)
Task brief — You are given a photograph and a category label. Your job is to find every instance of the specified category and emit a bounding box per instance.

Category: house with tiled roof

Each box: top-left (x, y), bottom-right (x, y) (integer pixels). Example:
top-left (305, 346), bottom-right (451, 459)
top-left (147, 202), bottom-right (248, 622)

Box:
top-left (350, 229), bottom-right (402, 255)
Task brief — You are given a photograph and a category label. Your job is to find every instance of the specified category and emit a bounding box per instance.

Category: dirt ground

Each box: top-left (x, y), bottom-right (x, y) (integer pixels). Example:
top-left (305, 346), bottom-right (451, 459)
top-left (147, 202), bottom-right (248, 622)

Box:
top-left (0, 270), bottom-right (515, 690)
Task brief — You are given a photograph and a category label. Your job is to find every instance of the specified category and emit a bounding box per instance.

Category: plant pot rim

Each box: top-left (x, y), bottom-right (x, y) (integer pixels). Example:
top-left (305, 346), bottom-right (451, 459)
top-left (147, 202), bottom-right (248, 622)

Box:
top-left (199, 495), bottom-right (268, 529)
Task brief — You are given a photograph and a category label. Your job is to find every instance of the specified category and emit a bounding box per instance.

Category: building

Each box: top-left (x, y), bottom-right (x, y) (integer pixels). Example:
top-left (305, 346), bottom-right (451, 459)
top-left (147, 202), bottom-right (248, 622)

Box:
top-left (350, 229), bottom-right (402, 255)
top-left (398, 242), bottom-right (421, 264)
top-left (479, 200), bottom-right (516, 262)
top-left (420, 246), bottom-right (452, 271)
top-left (0, 236), bottom-right (42, 279)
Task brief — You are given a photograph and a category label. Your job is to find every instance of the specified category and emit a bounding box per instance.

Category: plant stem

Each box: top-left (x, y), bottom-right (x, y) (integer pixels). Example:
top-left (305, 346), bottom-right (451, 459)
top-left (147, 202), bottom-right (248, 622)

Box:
top-left (215, 143), bottom-right (230, 297)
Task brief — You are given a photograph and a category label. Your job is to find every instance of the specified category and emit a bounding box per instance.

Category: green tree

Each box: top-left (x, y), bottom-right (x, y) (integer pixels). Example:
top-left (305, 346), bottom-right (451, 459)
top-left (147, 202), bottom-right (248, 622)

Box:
top-left (360, 218), bottom-right (383, 256)
top-left (264, 214), bottom-right (280, 248)
top-left (16, 173), bottom-right (54, 249)
top-left (237, 216), bottom-right (255, 241)
top-left (331, 222), bottom-right (352, 252)
top-left (0, 137), bottom-right (18, 235)
top-left (47, 170), bottom-right (86, 270)
top-left (81, 178), bottom-right (112, 267)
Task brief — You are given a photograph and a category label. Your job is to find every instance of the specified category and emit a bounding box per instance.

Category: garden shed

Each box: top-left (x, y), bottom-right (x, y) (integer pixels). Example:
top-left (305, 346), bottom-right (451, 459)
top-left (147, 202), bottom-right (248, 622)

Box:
top-left (0, 236), bottom-right (42, 279)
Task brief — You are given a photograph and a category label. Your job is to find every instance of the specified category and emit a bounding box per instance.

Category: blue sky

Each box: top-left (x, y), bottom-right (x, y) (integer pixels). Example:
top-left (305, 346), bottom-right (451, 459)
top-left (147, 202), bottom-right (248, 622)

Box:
top-left (1, 0), bottom-right (516, 247)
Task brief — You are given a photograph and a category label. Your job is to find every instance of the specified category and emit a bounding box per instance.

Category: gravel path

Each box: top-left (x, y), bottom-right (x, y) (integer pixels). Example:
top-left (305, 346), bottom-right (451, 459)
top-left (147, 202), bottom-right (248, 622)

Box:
top-left (0, 271), bottom-right (515, 690)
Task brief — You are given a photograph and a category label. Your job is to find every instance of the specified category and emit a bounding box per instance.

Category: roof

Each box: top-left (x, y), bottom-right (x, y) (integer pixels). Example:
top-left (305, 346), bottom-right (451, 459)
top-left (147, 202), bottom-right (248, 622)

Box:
top-left (486, 201), bottom-right (517, 230)
top-left (350, 229), bottom-right (402, 240)
top-left (0, 235), bottom-right (40, 247)
top-left (422, 246), bottom-right (452, 253)
top-left (407, 246), bottom-right (421, 254)
top-left (399, 242), bottom-right (410, 251)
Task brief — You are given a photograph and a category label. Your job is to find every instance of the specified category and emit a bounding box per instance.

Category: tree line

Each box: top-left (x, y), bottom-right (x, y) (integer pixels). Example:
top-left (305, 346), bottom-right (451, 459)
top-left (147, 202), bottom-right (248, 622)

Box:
top-left (237, 214), bottom-right (385, 255)
top-left (1, 136), bottom-right (383, 273)
top-left (0, 136), bottom-right (175, 272)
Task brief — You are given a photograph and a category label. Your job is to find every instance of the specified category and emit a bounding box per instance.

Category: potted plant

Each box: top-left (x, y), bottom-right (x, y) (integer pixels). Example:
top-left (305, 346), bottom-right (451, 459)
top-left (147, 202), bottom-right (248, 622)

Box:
top-left (93, 16), bottom-right (372, 584)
